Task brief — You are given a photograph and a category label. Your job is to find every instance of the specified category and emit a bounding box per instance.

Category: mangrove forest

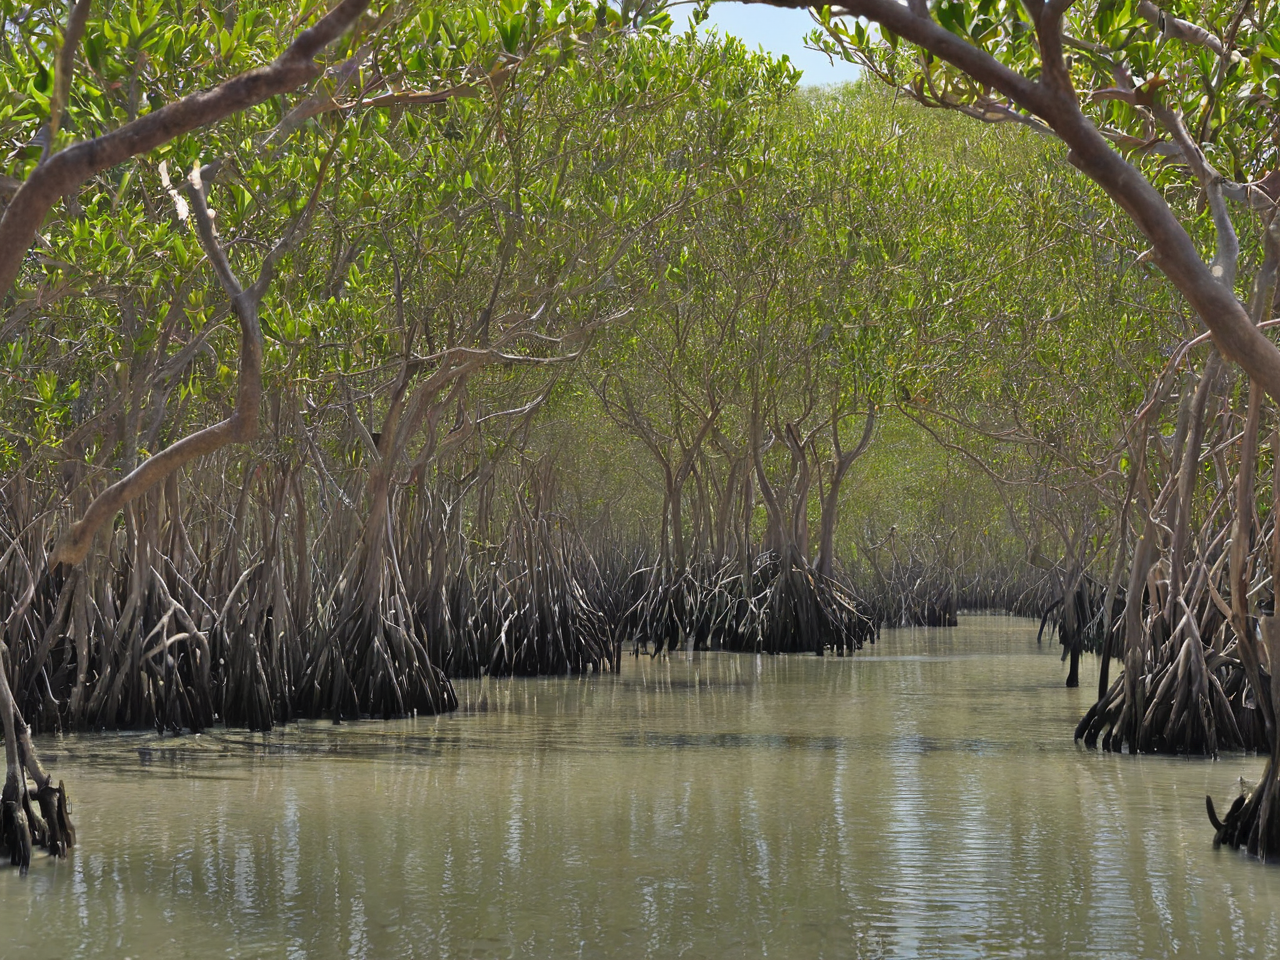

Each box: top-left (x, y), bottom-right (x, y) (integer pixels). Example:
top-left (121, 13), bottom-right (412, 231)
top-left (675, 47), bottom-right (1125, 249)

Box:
top-left (2, 0), bottom-right (1280, 954)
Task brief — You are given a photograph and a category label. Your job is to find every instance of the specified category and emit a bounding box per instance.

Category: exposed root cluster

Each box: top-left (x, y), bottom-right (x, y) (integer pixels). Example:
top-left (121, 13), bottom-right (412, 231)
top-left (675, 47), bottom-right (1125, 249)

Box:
top-left (624, 552), bottom-right (877, 657)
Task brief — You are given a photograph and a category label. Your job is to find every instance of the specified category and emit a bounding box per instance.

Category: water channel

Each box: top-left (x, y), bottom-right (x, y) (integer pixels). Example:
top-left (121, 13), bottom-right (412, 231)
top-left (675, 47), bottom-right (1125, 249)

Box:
top-left (3, 615), bottom-right (1279, 959)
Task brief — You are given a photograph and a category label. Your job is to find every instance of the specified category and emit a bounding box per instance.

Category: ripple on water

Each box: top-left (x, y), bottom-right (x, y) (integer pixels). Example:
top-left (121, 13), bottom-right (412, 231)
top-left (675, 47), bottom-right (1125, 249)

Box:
top-left (3, 616), bottom-right (1280, 960)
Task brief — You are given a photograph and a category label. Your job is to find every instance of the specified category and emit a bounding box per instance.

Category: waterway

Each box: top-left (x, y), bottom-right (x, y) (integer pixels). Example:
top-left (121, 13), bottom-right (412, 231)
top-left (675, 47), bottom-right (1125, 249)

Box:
top-left (3, 615), bottom-right (1278, 959)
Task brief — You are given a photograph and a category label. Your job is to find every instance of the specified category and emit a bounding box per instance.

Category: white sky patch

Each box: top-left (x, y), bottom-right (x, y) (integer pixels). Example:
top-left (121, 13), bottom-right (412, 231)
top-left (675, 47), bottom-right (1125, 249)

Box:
top-left (672, 1), bottom-right (857, 85)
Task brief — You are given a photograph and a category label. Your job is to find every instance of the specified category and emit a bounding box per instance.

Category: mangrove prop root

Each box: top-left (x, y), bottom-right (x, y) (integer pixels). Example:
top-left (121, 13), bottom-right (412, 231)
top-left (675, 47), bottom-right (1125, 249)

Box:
top-left (34, 782), bottom-right (75, 856)
top-left (1, 771), bottom-right (75, 870)
top-left (614, 553), bottom-right (876, 659)
top-left (1075, 585), bottom-right (1265, 756)
top-left (1209, 615), bottom-right (1280, 857)
top-left (1209, 771), bottom-right (1280, 858)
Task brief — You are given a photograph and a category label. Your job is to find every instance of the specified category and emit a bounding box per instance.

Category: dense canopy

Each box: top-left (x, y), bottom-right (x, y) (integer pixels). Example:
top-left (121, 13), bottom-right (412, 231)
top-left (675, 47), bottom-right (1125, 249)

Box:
top-left (1, 0), bottom-right (1278, 871)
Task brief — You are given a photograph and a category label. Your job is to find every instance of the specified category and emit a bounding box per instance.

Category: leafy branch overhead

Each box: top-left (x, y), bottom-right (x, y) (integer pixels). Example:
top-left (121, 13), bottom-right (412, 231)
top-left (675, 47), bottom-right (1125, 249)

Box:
top-left (763, 0), bottom-right (1280, 396)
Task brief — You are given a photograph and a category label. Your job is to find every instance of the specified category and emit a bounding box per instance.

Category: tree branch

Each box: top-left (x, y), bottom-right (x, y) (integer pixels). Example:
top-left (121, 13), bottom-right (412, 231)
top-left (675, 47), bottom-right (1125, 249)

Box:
top-left (1135, 0), bottom-right (1228, 57)
top-left (0, 0), bottom-right (370, 304)
top-left (47, 169), bottom-right (269, 566)
top-left (47, 136), bottom-right (333, 568)
top-left (42, 0), bottom-right (94, 162)
top-left (1153, 104), bottom-right (1239, 288)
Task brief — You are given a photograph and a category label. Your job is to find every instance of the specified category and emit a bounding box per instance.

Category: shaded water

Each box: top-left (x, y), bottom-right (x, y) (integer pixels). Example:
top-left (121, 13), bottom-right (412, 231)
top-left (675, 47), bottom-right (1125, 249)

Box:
top-left (4, 616), bottom-right (1280, 959)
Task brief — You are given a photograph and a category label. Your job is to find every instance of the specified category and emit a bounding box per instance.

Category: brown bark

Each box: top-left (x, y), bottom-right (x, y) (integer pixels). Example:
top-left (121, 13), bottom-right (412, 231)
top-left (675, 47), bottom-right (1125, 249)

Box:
top-left (52, 128), bottom-right (339, 568)
top-left (782, 423), bottom-right (813, 562)
top-left (599, 377), bottom-right (717, 574)
top-left (1097, 433), bottom-right (1150, 701)
top-left (1168, 355), bottom-right (1222, 606)
top-left (1259, 616), bottom-right (1280, 856)
top-left (817, 408), bottom-right (876, 579)
top-left (1231, 384), bottom-right (1270, 742)
top-left (39, 5), bottom-right (368, 568)
top-left (43, 0), bottom-right (94, 157)
top-left (712, 457), bottom-right (742, 560)
top-left (1121, 461), bottom-right (1155, 749)
top-left (1228, 223), bottom-right (1280, 740)
top-left (751, 394), bottom-right (786, 555)
top-left (50, 175), bottom-right (264, 567)
top-left (1135, 0), bottom-right (1228, 57)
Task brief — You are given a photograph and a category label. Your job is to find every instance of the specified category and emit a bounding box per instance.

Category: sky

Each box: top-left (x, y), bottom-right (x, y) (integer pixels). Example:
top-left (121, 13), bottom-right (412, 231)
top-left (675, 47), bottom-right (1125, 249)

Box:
top-left (671, 2), bottom-right (857, 84)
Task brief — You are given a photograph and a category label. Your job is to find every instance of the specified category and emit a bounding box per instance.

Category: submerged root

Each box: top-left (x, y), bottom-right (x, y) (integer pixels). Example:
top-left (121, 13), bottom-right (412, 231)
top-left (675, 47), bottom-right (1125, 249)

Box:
top-left (305, 561), bottom-right (457, 720)
top-left (1, 757), bottom-right (76, 872)
top-left (34, 780), bottom-right (75, 857)
top-left (617, 553), bottom-right (876, 657)
top-left (1076, 573), bottom-right (1260, 757)
top-left (2, 794), bottom-right (32, 872)
top-left (1209, 760), bottom-right (1280, 859)
top-left (1206, 615), bottom-right (1280, 858)
top-left (1075, 639), bottom-right (1258, 756)
top-left (441, 516), bottom-right (615, 677)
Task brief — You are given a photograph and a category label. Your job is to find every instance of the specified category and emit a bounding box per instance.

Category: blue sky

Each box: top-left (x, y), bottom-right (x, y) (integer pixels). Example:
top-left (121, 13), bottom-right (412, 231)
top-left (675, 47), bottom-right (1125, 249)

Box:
top-left (672, 2), bottom-right (856, 84)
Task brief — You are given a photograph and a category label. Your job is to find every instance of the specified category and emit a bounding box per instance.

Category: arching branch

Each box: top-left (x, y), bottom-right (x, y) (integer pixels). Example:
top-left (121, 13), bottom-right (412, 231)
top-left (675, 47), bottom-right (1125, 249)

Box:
top-left (0, 0), bottom-right (372, 303)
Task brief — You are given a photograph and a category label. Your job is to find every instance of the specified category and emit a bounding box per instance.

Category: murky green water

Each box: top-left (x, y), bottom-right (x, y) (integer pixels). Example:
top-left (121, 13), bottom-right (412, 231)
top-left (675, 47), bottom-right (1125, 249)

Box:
top-left (3, 615), bottom-right (1279, 959)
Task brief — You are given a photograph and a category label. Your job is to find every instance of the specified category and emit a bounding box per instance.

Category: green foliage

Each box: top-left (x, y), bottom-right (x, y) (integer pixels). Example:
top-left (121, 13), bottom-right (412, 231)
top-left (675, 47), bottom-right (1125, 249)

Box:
top-left (0, 0), bottom-right (1181, 608)
top-left (809, 0), bottom-right (1278, 286)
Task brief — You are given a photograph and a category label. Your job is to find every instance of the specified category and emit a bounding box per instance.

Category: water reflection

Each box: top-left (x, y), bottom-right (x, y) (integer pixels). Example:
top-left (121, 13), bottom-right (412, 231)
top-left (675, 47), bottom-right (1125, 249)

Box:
top-left (4, 616), bottom-right (1280, 959)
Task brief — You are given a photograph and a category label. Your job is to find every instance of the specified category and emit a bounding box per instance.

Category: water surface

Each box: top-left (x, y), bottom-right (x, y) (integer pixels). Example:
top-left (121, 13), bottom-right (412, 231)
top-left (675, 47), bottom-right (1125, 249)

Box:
top-left (3, 616), bottom-right (1278, 959)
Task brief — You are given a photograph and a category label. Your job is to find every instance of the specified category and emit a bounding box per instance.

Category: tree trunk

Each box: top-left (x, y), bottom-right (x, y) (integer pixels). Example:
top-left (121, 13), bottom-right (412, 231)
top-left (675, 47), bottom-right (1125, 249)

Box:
top-left (1169, 354), bottom-right (1222, 610)
top-left (817, 409), bottom-right (875, 579)
top-left (669, 472), bottom-right (687, 575)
